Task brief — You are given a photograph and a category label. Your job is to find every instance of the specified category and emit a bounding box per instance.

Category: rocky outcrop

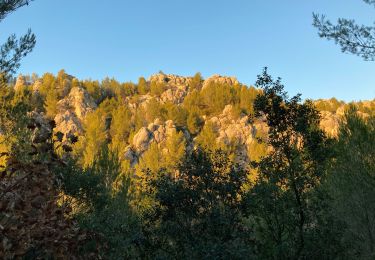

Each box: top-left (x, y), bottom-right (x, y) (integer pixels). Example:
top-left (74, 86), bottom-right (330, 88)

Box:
top-left (209, 105), bottom-right (254, 146)
top-left (124, 119), bottom-right (190, 166)
top-left (54, 110), bottom-right (83, 142)
top-left (57, 86), bottom-right (97, 120)
top-left (54, 86), bottom-right (96, 141)
top-left (28, 111), bottom-right (53, 144)
top-left (149, 73), bottom-right (191, 88)
top-left (160, 87), bottom-right (187, 104)
top-left (206, 105), bottom-right (269, 165)
top-left (132, 127), bottom-right (153, 153)
top-left (202, 74), bottom-right (239, 89)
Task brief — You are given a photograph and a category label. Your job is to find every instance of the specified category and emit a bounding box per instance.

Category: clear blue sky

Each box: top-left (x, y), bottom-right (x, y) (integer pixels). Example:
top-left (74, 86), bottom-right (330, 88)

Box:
top-left (2, 0), bottom-right (375, 101)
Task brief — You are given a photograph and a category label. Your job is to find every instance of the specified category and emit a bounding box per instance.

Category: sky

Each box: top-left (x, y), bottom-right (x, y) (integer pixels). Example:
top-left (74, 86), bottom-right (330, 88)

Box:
top-left (1, 0), bottom-right (375, 101)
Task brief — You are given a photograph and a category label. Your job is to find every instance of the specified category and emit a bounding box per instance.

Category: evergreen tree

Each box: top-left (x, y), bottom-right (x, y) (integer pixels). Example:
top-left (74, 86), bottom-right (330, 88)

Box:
top-left (313, 0), bottom-right (375, 60)
top-left (196, 122), bottom-right (218, 150)
top-left (189, 72), bottom-right (203, 90)
top-left (0, 0), bottom-right (36, 81)
top-left (137, 77), bottom-right (149, 95)
top-left (187, 108), bottom-right (203, 135)
top-left (44, 87), bottom-right (58, 118)
top-left (164, 128), bottom-right (186, 170)
top-left (137, 142), bottom-right (163, 174)
top-left (110, 105), bottom-right (133, 155)
top-left (150, 81), bottom-right (166, 96)
top-left (326, 108), bottom-right (375, 258)
top-left (81, 111), bottom-right (107, 167)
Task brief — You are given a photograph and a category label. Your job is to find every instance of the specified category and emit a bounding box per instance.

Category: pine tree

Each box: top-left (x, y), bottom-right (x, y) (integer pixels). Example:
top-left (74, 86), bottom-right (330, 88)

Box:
top-left (137, 77), bottom-right (149, 95)
top-left (44, 87), bottom-right (58, 118)
top-left (187, 108), bottom-right (203, 135)
top-left (189, 72), bottom-right (203, 90)
top-left (196, 122), bottom-right (218, 150)
top-left (110, 105), bottom-right (133, 155)
top-left (82, 111), bottom-right (107, 167)
top-left (164, 129), bottom-right (186, 170)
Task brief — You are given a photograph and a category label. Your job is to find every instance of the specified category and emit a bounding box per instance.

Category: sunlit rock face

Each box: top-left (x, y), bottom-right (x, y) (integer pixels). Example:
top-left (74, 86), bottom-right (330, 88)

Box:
top-left (149, 73), bottom-right (192, 88)
top-left (202, 74), bottom-right (239, 90)
top-left (54, 86), bottom-right (97, 141)
top-left (319, 111), bottom-right (341, 137)
top-left (28, 111), bottom-right (53, 144)
top-left (125, 118), bottom-right (191, 166)
top-left (18, 72), bottom-right (374, 169)
top-left (57, 86), bottom-right (97, 120)
top-left (14, 75), bottom-right (27, 92)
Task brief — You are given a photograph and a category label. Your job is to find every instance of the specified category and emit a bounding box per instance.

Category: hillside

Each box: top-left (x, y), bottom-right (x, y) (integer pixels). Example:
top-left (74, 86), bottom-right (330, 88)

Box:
top-left (2, 70), bottom-right (375, 258)
top-left (10, 71), bottom-right (375, 171)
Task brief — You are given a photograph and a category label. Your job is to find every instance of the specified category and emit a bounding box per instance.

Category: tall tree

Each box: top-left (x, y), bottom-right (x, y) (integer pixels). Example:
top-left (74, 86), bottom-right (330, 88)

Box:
top-left (141, 149), bottom-right (254, 259)
top-left (44, 87), bottom-right (58, 118)
top-left (313, 0), bottom-right (375, 60)
top-left (326, 108), bottom-right (375, 258)
top-left (246, 68), bottom-right (333, 259)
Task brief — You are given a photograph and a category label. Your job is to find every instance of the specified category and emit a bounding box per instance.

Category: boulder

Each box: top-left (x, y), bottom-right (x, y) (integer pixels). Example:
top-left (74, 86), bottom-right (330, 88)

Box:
top-left (132, 127), bottom-right (152, 153)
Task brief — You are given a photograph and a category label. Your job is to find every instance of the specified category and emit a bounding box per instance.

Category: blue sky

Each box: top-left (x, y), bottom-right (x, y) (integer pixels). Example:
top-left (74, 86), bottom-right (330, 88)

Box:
top-left (1, 0), bottom-right (375, 101)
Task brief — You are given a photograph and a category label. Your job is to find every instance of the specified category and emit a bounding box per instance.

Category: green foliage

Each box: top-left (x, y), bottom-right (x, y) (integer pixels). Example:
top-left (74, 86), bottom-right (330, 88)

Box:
top-left (144, 98), bottom-right (165, 122)
top-left (239, 85), bottom-right (258, 115)
top-left (200, 82), bottom-right (238, 115)
top-left (189, 72), bottom-right (203, 90)
top-left (164, 128), bottom-right (186, 169)
top-left (44, 87), bottom-right (58, 118)
top-left (56, 69), bottom-right (71, 97)
top-left (195, 121), bottom-right (218, 150)
top-left (137, 76), bottom-right (149, 94)
top-left (79, 109), bottom-right (108, 167)
top-left (325, 108), bottom-right (375, 258)
top-left (313, 2), bottom-right (375, 60)
top-left (163, 102), bottom-right (188, 128)
top-left (187, 107), bottom-right (203, 135)
top-left (150, 81), bottom-right (167, 96)
top-left (61, 147), bottom-right (141, 259)
top-left (109, 104), bottom-right (133, 155)
top-left (182, 89), bottom-right (204, 115)
top-left (246, 68), bottom-right (334, 259)
top-left (82, 79), bottom-right (102, 103)
top-left (315, 97), bottom-right (343, 113)
top-left (141, 149), bottom-right (255, 259)
top-left (0, 83), bottom-right (33, 167)
top-left (0, 0), bottom-right (36, 80)
top-left (136, 142), bottom-right (164, 177)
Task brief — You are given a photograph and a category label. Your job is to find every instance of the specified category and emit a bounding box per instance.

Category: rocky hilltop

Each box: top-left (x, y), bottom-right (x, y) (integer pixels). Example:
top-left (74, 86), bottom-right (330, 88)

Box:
top-left (13, 73), bottom-right (375, 168)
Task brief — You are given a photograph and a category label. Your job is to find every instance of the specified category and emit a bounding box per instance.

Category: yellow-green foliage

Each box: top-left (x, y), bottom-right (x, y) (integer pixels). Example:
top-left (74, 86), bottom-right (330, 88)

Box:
top-left (110, 105), bottom-right (133, 155)
top-left (78, 100), bottom-right (119, 167)
top-left (189, 72), bottom-right (203, 90)
top-left (136, 142), bottom-right (163, 174)
top-left (82, 80), bottom-right (101, 103)
top-left (150, 81), bottom-right (167, 96)
top-left (196, 122), bottom-right (218, 150)
top-left (44, 87), bottom-right (58, 118)
top-left (315, 98), bottom-right (344, 113)
top-left (164, 128), bottom-right (186, 169)
top-left (137, 77), bottom-right (149, 95)
top-left (200, 82), bottom-right (238, 115)
top-left (187, 107), bottom-right (203, 135)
